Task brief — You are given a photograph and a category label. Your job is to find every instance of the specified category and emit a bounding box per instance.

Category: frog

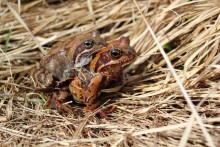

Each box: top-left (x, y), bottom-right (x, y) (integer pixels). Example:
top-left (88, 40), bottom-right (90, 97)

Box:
top-left (69, 36), bottom-right (137, 117)
top-left (33, 30), bottom-right (106, 90)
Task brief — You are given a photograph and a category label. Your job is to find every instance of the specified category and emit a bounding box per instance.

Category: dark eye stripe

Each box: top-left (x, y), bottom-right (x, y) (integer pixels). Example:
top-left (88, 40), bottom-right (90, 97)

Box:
top-left (94, 52), bottom-right (111, 72)
top-left (72, 44), bottom-right (84, 63)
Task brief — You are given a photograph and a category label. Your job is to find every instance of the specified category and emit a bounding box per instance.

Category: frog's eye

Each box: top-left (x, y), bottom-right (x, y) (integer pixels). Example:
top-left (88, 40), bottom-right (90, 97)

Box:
top-left (110, 48), bottom-right (122, 59)
top-left (84, 39), bottom-right (94, 49)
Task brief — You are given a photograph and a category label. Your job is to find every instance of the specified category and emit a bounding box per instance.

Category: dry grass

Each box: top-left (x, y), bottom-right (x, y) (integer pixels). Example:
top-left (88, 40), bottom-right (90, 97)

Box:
top-left (1, 0), bottom-right (220, 146)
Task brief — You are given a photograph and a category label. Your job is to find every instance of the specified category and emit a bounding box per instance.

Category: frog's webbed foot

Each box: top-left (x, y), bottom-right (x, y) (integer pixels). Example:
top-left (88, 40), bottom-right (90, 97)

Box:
top-left (98, 105), bottom-right (117, 120)
top-left (84, 101), bottom-right (100, 111)
top-left (85, 103), bottom-right (117, 120)
top-left (45, 92), bottom-right (74, 113)
top-left (57, 102), bottom-right (75, 113)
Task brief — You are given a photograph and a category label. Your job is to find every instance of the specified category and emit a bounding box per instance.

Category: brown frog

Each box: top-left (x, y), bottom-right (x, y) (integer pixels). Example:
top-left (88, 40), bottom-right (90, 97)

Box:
top-left (69, 37), bottom-right (136, 116)
top-left (33, 30), bottom-right (106, 90)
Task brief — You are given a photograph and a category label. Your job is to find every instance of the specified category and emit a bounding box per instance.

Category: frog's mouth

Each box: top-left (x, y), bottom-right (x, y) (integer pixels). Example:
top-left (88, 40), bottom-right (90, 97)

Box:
top-left (74, 55), bottom-right (92, 68)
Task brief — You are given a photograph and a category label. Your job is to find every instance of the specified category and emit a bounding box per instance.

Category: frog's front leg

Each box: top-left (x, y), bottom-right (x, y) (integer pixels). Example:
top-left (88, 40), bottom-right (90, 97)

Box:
top-left (83, 73), bottom-right (104, 106)
top-left (69, 73), bottom-right (104, 105)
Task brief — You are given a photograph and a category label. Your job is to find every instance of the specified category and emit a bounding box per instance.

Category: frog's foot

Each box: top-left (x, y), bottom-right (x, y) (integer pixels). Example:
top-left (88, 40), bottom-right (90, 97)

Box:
top-left (106, 105), bottom-right (117, 113)
top-left (98, 105), bottom-right (117, 120)
top-left (84, 104), bottom-right (117, 120)
top-left (45, 94), bottom-right (74, 113)
top-left (56, 101), bottom-right (75, 113)
top-left (84, 102), bottom-right (100, 111)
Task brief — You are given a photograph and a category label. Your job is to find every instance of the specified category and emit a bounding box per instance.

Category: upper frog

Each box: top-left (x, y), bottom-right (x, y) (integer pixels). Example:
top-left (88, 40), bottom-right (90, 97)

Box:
top-left (33, 30), bottom-right (106, 89)
top-left (69, 36), bottom-right (136, 106)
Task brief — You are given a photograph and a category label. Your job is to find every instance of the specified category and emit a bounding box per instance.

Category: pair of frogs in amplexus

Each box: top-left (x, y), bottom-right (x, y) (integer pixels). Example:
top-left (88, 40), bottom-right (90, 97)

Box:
top-left (33, 30), bottom-right (136, 119)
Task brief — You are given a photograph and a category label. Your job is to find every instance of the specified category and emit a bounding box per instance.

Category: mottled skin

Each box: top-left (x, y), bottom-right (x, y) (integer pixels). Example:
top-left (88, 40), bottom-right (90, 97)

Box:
top-left (69, 37), bottom-right (136, 113)
top-left (33, 30), bottom-right (106, 91)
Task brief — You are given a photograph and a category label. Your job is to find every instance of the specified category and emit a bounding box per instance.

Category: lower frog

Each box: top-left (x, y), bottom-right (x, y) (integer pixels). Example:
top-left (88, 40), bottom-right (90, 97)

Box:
top-left (69, 36), bottom-right (136, 118)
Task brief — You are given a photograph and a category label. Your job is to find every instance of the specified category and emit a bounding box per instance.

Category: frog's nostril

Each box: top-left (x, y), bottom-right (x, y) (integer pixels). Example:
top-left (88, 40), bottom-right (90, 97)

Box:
top-left (129, 48), bottom-right (137, 55)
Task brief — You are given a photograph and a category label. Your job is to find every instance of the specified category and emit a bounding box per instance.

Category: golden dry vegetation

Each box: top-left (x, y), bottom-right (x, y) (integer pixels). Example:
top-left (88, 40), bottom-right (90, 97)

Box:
top-left (0, 0), bottom-right (220, 146)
